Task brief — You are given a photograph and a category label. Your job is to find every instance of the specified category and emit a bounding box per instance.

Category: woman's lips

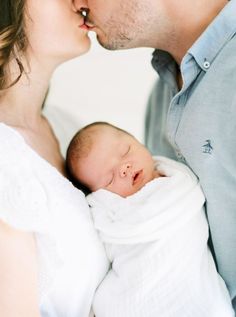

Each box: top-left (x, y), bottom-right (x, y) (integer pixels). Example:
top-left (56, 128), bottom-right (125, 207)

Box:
top-left (79, 23), bottom-right (89, 30)
top-left (79, 23), bottom-right (95, 30)
top-left (78, 17), bottom-right (94, 30)
top-left (78, 18), bottom-right (88, 29)
top-left (132, 170), bottom-right (143, 185)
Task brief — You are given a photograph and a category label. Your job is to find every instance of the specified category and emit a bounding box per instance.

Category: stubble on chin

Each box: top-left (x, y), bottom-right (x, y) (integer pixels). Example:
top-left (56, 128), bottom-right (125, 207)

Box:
top-left (96, 18), bottom-right (134, 50)
top-left (97, 1), bottom-right (152, 50)
top-left (97, 32), bottom-right (131, 50)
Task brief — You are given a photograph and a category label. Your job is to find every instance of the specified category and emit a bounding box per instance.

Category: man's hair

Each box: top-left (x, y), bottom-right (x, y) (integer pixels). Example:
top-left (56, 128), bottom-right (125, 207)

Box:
top-left (66, 121), bottom-right (132, 193)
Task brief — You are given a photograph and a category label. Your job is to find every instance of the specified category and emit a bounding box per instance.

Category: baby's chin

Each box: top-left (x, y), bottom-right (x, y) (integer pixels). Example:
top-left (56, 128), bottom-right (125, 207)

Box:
top-left (119, 188), bottom-right (138, 198)
top-left (117, 180), bottom-right (149, 198)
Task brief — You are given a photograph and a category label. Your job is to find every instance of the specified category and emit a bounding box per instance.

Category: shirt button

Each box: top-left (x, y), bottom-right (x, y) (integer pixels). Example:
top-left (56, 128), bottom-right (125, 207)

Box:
top-left (203, 60), bottom-right (210, 69)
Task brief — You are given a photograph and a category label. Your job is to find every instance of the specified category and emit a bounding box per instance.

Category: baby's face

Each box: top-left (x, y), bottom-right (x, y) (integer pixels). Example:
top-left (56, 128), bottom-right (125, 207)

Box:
top-left (75, 126), bottom-right (156, 197)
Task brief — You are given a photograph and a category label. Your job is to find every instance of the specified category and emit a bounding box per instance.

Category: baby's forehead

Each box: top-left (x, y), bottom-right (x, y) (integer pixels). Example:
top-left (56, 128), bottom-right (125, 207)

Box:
top-left (91, 125), bottom-right (123, 140)
top-left (88, 128), bottom-right (128, 155)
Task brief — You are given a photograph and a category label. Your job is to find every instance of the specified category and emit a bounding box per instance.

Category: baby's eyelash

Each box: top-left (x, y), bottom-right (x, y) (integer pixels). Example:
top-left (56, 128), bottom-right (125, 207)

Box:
top-left (124, 145), bottom-right (130, 156)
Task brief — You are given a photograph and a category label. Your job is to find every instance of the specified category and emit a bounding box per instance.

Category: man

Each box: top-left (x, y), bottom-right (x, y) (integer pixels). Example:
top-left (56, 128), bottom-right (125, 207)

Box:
top-left (74, 0), bottom-right (236, 310)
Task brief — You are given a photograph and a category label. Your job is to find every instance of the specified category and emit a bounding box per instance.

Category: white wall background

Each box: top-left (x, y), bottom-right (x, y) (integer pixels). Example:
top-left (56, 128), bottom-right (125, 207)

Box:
top-left (44, 34), bottom-right (157, 156)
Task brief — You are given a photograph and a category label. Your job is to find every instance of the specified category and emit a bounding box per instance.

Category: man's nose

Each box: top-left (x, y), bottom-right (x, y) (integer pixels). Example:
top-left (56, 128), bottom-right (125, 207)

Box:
top-left (120, 163), bottom-right (131, 177)
top-left (72, 0), bottom-right (89, 12)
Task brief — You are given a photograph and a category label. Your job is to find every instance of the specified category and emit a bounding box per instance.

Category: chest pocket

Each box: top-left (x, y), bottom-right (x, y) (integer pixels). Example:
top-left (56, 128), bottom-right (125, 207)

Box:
top-left (175, 46), bottom-right (236, 181)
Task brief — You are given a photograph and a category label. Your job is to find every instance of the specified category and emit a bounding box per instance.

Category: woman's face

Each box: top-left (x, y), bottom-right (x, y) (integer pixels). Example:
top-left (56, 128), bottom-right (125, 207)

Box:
top-left (25, 0), bottom-right (90, 64)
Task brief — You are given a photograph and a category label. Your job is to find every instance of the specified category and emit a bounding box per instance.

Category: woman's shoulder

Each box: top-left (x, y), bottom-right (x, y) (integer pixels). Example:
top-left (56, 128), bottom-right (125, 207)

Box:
top-left (0, 122), bottom-right (50, 226)
top-left (0, 122), bottom-right (22, 140)
top-left (0, 122), bottom-right (28, 163)
top-left (0, 123), bottom-right (62, 298)
top-left (0, 122), bottom-right (109, 305)
top-left (0, 121), bottom-right (92, 232)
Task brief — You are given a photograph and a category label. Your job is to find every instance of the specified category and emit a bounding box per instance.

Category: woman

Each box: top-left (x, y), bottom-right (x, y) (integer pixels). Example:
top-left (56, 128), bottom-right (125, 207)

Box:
top-left (0, 1), bottom-right (109, 316)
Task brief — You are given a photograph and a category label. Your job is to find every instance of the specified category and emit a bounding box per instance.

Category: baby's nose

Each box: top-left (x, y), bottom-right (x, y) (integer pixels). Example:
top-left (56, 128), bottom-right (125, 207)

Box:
top-left (120, 163), bottom-right (131, 177)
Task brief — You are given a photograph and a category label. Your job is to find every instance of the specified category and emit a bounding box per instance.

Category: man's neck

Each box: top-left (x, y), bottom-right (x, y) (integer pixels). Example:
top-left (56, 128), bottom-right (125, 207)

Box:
top-left (176, 69), bottom-right (183, 91)
top-left (158, 0), bottom-right (229, 64)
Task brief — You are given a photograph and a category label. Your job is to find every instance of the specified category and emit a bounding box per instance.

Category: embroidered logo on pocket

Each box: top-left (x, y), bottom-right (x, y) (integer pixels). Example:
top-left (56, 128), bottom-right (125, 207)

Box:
top-left (202, 140), bottom-right (213, 154)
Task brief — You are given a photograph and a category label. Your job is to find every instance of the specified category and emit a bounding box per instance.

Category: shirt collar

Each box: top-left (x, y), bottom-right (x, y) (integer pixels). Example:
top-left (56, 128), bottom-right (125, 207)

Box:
top-left (188, 0), bottom-right (236, 71)
top-left (152, 0), bottom-right (236, 72)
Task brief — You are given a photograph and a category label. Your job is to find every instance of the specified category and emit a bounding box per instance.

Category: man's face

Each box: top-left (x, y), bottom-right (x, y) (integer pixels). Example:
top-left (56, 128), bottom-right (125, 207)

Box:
top-left (74, 0), bottom-right (161, 50)
top-left (75, 126), bottom-right (156, 197)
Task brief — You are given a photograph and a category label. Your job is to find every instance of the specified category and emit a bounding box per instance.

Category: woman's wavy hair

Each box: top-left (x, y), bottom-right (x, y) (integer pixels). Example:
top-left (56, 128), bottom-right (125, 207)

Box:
top-left (0, 0), bottom-right (27, 90)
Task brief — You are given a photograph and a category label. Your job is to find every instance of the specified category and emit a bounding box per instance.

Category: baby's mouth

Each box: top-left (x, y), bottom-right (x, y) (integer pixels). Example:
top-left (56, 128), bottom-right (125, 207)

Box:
top-left (132, 170), bottom-right (143, 185)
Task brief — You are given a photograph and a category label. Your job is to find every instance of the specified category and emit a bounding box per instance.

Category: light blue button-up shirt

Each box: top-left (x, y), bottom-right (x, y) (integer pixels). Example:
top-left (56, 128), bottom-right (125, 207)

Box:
top-left (145, 0), bottom-right (236, 309)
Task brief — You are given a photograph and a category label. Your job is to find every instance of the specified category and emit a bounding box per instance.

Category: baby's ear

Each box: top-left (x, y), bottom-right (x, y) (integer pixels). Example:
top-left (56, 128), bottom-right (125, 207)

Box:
top-left (77, 182), bottom-right (91, 196)
top-left (65, 164), bottom-right (91, 195)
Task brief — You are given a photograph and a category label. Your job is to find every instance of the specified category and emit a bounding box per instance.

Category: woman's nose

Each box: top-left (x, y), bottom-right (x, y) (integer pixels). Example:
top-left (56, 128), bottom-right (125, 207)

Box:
top-left (120, 163), bottom-right (131, 177)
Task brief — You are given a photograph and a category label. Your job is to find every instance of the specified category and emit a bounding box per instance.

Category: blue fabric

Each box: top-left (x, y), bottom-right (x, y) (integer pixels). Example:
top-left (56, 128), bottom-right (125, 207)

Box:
top-left (145, 0), bottom-right (236, 309)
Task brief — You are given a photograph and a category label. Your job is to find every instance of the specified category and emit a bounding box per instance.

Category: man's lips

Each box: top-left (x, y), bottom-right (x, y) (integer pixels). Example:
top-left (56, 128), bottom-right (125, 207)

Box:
top-left (132, 170), bottom-right (143, 185)
top-left (84, 17), bottom-right (96, 29)
top-left (85, 21), bottom-right (95, 27)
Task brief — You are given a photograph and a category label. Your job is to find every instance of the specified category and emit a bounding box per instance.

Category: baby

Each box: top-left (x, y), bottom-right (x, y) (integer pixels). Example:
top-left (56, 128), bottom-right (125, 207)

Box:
top-left (66, 121), bottom-right (162, 197)
top-left (66, 122), bottom-right (233, 317)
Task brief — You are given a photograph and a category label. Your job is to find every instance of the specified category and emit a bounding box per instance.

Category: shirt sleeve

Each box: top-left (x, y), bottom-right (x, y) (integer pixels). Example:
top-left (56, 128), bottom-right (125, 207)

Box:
top-left (0, 156), bottom-right (62, 301)
top-left (145, 78), bottom-right (178, 160)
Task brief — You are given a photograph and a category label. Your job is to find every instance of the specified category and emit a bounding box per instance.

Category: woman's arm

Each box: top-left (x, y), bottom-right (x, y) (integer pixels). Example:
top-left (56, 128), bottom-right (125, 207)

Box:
top-left (0, 220), bottom-right (41, 317)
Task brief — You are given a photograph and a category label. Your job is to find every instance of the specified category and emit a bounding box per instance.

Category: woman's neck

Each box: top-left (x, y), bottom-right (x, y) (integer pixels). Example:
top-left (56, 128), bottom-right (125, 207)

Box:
top-left (0, 57), bottom-right (66, 174)
top-left (0, 54), bottom-right (56, 129)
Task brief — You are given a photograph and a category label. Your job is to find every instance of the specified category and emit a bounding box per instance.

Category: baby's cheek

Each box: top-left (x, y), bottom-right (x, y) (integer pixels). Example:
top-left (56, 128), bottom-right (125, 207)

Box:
top-left (115, 183), bottom-right (134, 198)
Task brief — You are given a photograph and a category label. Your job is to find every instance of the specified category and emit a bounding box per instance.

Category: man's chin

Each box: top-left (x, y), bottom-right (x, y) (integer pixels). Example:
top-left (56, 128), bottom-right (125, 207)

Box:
top-left (96, 36), bottom-right (117, 50)
top-left (96, 34), bottom-right (131, 51)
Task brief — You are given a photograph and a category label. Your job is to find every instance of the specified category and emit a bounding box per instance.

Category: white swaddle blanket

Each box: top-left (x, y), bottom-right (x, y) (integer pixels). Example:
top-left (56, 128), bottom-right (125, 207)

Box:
top-left (87, 157), bottom-right (233, 317)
